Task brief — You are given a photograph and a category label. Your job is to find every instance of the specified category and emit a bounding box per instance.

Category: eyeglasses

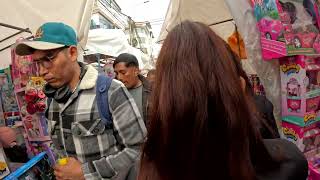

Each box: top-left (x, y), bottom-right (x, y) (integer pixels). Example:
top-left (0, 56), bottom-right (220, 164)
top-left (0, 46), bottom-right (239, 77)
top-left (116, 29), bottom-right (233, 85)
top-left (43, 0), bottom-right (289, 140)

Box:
top-left (33, 47), bottom-right (67, 68)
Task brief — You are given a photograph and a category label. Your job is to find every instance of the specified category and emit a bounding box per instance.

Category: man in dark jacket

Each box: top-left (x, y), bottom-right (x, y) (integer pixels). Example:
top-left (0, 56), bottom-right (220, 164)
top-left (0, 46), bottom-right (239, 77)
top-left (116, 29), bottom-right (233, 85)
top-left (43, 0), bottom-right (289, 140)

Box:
top-left (113, 53), bottom-right (151, 125)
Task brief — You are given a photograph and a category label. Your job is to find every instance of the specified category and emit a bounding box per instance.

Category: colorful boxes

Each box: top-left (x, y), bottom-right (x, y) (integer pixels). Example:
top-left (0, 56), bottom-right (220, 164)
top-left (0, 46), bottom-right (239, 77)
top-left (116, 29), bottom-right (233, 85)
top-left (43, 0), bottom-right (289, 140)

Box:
top-left (252, 0), bottom-right (320, 59)
top-left (280, 55), bottom-right (320, 126)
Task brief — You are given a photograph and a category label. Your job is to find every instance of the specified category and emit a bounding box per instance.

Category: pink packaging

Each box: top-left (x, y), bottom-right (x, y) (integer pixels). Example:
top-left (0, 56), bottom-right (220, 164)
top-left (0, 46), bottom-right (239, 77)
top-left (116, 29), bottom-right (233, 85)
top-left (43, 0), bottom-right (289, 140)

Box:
top-left (309, 163), bottom-right (320, 180)
top-left (252, 0), bottom-right (320, 60)
top-left (305, 149), bottom-right (320, 179)
top-left (23, 114), bottom-right (50, 142)
top-left (11, 39), bottom-right (38, 92)
top-left (282, 121), bottom-right (320, 153)
top-left (280, 56), bottom-right (320, 126)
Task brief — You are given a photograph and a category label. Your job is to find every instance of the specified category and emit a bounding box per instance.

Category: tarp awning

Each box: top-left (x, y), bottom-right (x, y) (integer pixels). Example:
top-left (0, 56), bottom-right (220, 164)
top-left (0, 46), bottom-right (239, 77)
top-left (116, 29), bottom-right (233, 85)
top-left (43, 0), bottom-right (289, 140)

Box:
top-left (0, 0), bottom-right (95, 68)
top-left (158, 0), bottom-right (235, 42)
top-left (86, 28), bottom-right (153, 70)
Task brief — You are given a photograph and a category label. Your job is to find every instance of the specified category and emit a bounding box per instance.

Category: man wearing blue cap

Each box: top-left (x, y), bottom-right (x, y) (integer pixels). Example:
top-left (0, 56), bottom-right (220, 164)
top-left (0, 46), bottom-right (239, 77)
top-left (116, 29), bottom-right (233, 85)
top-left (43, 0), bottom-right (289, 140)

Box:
top-left (16, 22), bottom-right (147, 180)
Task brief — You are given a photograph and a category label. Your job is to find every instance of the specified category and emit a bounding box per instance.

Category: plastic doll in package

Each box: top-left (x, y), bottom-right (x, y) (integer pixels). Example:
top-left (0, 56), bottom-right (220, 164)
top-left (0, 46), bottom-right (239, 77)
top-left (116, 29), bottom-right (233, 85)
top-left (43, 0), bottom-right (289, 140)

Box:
top-left (24, 77), bottom-right (46, 115)
top-left (24, 115), bottom-right (41, 140)
top-left (280, 0), bottom-right (316, 29)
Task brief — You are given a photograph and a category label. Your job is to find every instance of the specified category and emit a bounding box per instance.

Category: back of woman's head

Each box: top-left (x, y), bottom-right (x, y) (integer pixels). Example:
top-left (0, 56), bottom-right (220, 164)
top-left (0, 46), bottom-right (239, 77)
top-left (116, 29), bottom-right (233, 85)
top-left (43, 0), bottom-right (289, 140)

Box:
top-left (139, 21), bottom-right (275, 180)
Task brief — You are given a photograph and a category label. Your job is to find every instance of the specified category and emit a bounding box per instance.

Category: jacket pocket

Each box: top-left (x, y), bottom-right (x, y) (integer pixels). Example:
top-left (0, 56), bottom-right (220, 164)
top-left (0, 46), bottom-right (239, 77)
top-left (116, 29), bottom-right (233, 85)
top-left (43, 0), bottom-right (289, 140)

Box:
top-left (71, 119), bottom-right (106, 137)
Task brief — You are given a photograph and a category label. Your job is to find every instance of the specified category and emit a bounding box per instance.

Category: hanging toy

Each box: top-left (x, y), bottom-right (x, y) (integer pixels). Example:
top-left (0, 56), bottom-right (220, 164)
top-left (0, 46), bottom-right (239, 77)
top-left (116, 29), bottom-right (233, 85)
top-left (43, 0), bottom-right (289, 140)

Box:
top-left (25, 88), bottom-right (38, 103)
top-left (24, 77), bottom-right (47, 115)
top-left (26, 103), bottom-right (37, 115)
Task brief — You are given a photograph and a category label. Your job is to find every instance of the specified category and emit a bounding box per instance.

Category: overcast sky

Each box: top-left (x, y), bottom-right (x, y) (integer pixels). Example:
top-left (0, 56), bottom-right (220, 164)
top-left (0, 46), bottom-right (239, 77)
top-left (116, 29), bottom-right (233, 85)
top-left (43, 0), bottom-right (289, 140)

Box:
top-left (116, 0), bottom-right (170, 39)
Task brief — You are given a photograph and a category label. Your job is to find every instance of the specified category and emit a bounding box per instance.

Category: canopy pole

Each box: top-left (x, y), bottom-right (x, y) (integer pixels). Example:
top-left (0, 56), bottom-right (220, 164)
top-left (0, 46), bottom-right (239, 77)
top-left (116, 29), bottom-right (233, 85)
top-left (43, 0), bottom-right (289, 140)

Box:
top-left (0, 23), bottom-right (32, 33)
top-left (0, 36), bottom-right (33, 52)
top-left (0, 30), bottom-right (28, 43)
top-left (208, 18), bottom-right (234, 26)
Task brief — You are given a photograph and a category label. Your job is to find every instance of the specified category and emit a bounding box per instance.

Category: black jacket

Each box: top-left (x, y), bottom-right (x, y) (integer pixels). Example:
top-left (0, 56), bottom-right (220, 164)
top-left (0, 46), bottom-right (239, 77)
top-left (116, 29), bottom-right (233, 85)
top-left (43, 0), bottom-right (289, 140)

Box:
top-left (138, 74), bottom-right (152, 126)
top-left (258, 139), bottom-right (308, 180)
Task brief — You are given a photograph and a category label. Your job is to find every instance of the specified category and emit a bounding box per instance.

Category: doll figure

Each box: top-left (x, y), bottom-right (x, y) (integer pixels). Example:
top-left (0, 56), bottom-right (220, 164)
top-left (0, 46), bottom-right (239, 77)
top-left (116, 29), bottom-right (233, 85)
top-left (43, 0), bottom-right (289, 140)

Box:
top-left (287, 78), bottom-right (301, 96)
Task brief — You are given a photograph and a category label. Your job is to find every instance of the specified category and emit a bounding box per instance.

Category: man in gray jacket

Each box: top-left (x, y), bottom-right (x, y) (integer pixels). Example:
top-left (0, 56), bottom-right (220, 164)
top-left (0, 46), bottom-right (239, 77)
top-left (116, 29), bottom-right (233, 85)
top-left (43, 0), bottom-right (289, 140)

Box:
top-left (15, 22), bottom-right (147, 180)
top-left (113, 53), bottom-right (152, 126)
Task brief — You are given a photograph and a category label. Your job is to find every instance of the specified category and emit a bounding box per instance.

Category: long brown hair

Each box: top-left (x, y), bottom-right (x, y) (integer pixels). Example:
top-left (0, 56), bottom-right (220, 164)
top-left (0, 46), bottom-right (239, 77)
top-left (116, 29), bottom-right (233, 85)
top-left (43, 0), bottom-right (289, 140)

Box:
top-left (139, 21), bottom-right (277, 180)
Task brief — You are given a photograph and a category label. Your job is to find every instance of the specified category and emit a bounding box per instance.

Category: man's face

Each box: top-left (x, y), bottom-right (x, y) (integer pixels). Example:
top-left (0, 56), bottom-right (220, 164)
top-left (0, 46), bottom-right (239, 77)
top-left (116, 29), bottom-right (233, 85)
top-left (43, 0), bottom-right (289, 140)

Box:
top-left (32, 47), bottom-right (73, 88)
top-left (114, 62), bottom-right (139, 89)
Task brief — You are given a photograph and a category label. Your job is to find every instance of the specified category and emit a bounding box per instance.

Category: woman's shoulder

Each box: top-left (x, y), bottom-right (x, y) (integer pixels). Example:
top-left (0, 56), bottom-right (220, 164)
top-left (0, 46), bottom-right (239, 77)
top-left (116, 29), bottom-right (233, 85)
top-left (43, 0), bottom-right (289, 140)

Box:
top-left (257, 139), bottom-right (308, 180)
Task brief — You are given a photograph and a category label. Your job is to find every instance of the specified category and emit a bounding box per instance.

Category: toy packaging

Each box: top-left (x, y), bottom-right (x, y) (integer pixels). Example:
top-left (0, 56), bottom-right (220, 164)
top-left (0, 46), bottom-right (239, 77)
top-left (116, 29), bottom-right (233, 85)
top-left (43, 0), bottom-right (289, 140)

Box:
top-left (304, 148), bottom-right (320, 179)
top-left (11, 39), bottom-right (37, 92)
top-left (280, 55), bottom-right (320, 126)
top-left (282, 121), bottom-right (320, 152)
top-left (18, 77), bottom-right (49, 142)
top-left (252, 0), bottom-right (320, 59)
top-left (248, 74), bottom-right (266, 96)
top-left (4, 152), bottom-right (54, 180)
top-left (23, 114), bottom-right (50, 142)
top-left (6, 116), bottom-right (21, 127)
top-left (0, 68), bottom-right (19, 114)
top-left (26, 141), bottom-right (56, 165)
top-left (24, 77), bottom-right (47, 116)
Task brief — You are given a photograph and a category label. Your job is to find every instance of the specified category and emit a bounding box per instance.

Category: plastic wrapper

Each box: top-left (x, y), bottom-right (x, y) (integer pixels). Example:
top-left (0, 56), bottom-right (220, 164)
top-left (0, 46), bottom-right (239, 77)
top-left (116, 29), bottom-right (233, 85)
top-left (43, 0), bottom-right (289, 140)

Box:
top-left (225, 0), bottom-right (282, 131)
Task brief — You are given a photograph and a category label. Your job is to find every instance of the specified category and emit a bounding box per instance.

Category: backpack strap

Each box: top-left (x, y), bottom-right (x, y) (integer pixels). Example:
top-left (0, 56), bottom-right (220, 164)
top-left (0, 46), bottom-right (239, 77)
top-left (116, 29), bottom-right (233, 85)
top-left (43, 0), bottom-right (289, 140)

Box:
top-left (96, 74), bottom-right (113, 128)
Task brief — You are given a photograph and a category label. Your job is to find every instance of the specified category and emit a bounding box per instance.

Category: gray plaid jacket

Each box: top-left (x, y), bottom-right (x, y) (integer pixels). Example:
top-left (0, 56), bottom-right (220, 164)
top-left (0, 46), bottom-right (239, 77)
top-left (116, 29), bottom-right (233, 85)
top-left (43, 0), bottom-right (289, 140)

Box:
top-left (47, 65), bottom-right (147, 179)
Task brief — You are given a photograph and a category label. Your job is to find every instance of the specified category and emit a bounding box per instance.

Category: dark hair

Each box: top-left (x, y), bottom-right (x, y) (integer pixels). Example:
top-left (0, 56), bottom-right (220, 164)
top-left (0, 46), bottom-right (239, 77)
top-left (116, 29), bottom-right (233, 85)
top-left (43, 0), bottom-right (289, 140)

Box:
top-left (113, 53), bottom-right (139, 68)
top-left (139, 21), bottom-right (278, 180)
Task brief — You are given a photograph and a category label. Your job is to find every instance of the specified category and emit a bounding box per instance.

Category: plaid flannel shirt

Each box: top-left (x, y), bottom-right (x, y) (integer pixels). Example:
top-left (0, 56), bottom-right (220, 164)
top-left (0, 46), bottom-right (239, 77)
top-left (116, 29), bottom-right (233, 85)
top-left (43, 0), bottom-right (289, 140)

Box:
top-left (47, 65), bottom-right (147, 179)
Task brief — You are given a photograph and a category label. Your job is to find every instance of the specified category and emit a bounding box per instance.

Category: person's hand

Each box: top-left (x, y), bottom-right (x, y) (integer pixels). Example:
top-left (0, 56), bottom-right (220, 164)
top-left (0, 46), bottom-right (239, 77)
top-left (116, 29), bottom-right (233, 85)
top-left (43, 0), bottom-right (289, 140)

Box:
top-left (54, 157), bottom-right (85, 180)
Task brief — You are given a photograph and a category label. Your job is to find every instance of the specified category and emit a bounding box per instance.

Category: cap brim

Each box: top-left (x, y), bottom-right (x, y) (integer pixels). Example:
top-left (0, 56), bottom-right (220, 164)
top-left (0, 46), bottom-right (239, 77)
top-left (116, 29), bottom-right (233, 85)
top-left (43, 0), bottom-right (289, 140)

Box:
top-left (15, 41), bottom-right (65, 56)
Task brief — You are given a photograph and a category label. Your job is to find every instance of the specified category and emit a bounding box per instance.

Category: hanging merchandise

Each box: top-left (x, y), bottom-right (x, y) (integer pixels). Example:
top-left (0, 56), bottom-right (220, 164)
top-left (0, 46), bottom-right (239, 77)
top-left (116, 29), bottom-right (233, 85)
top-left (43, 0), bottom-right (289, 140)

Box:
top-left (248, 74), bottom-right (266, 96)
top-left (0, 43), bottom-right (56, 176)
top-left (0, 67), bottom-right (19, 114)
top-left (11, 43), bottom-right (36, 92)
top-left (24, 77), bottom-right (47, 115)
top-left (280, 56), bottom-right (320, 126)
top-left (227, 30), bottom-right (248, 59)
top-left (251, 0), bottom-right (320, 60)
top-left (279, 55), bottom-right (320, 179)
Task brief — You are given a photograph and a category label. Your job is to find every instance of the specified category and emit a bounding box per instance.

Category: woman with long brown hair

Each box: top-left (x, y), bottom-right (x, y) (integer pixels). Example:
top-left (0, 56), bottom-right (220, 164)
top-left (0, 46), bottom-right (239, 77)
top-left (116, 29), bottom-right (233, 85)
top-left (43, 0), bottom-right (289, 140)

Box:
top-left (138, 21), bottom-right (308, 180)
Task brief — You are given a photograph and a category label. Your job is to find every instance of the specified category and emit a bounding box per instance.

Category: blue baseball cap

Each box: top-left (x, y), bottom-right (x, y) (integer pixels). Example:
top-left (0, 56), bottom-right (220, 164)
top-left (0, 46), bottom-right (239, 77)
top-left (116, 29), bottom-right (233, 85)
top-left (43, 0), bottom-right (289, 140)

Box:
top-left (15, 22), bottom-right (77, 56)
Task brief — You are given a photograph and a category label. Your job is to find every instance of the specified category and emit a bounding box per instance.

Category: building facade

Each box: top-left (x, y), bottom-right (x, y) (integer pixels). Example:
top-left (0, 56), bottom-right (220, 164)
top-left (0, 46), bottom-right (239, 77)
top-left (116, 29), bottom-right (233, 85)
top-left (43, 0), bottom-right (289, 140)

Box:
top-left (126, 21), bottom-right (154, 57)
top-left (90, 0), bottom-right (127, 30)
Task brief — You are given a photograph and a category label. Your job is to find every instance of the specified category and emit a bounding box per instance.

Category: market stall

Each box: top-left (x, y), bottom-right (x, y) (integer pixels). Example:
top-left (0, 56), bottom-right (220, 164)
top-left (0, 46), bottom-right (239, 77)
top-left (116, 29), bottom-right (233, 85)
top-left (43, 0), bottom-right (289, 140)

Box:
top-left (85, 28), bottom-right (153, 71)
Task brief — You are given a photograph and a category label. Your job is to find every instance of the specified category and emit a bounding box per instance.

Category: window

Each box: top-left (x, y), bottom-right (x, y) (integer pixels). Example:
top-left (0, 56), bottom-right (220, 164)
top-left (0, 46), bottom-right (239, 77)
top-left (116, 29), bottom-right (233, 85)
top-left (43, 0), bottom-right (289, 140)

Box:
top-left (100, 0), bottom-right (121, 12)
top-left (99, 16), bottom-right (114, 29)
top-left (111, 0), bottom-right (121, 12)
top-left (90, 19), bottom-right (98, 29)
top-left (90, 15), bottom-right (115, 29)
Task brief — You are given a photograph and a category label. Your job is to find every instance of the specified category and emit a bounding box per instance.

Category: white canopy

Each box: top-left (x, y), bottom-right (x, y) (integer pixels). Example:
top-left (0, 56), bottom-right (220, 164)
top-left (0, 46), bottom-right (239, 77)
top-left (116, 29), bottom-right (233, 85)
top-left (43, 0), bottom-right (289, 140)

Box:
top-left (158, 0), bottom-right (235, 42)
top-left (86, 28), bottom-right (153, 70)
top-left (0, 0), bottom-right (95, 68)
